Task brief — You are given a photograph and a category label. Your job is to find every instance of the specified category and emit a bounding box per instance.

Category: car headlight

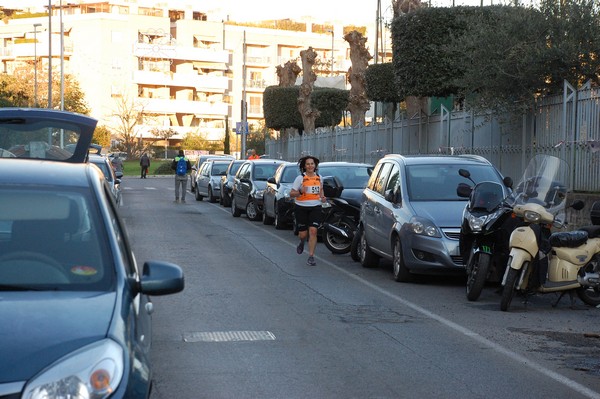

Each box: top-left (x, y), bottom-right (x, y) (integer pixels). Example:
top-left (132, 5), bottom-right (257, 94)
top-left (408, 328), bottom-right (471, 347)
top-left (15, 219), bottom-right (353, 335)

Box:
top-left (282, 188), bottom-right (291, 199)
top-left (254, 189), bottom-right (265, 199)
top-left (408, 216), bottom-right (440, 237)
top-left (524, 210), bottom-right (541, 222)
top-left (23, 339), bottom-right (124, 399)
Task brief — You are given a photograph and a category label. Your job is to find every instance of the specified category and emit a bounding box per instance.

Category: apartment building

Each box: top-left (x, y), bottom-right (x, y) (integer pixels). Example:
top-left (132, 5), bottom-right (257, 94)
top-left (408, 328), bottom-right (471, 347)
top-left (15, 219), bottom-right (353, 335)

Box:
top-left (0, 1), bottom-right (377, 145)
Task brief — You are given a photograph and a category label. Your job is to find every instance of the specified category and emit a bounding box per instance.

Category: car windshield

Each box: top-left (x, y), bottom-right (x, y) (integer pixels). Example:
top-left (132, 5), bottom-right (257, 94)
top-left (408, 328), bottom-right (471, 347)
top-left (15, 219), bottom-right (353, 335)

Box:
top-left (0, 187), bottom-right (115, 291)
top-left (281, 166), bottom-right (300, 183)
top-left (228, 162), bottom-right (243, 176)
top-left (254, 164), bottom-right (280, 181)
top-left (407, 164), bottom-right (500, 201)
top-left (319, 166), bottom-right (372, 189)
top-left (211, 163), bottom-right (229, 176)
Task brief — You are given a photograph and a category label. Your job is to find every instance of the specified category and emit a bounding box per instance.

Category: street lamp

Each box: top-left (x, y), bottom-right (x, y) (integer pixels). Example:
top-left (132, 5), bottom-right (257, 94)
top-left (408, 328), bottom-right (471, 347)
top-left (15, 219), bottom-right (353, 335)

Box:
top-left (33, 23), bottom-right (42, 107)
top-left (327, 29), bottom-right (334, 76)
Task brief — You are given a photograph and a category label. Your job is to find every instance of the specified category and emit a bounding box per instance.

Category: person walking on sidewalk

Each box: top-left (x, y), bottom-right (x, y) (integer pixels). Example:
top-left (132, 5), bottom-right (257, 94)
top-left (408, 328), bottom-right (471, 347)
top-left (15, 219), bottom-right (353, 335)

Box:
top-left (290, 155), bottom-right (326, 266)
top-left (140, 152), bottom-right (150, 178)
top-left (171, 149), bottom-right (191, 203)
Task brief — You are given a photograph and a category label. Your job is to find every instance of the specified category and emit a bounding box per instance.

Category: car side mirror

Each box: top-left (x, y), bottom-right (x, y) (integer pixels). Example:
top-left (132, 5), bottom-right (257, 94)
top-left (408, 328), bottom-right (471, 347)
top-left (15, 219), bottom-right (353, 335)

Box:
top-left (267, 177), bottom-right (276, 184)
top-left (503, 176), bottom-right (513, 189)
top-left (115, 172), bottom-right (123, 179)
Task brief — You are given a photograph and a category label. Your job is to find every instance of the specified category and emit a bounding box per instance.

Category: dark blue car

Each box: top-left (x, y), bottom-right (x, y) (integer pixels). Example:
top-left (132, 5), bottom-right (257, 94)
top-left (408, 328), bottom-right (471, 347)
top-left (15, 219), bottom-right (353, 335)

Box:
top-left (0, 108), bottom-right (184, 399)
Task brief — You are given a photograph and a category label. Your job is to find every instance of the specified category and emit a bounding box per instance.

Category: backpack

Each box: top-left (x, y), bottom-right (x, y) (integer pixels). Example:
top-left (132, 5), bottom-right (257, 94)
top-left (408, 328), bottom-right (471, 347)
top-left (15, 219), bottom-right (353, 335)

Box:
top-left (175, 157), bottom-right (187, 176)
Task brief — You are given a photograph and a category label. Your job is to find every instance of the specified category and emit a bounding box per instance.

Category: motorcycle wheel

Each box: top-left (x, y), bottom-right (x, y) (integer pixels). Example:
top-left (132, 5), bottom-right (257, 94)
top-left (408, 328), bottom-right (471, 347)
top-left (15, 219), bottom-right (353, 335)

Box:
top-left (500, 266), bottom-right (521, 311)
top-left (466, 252), bottom-right (491, 301)
top-left (324, 216), bottom-right (355, 254)
top-left (576, 286), bottom-right (600, 307)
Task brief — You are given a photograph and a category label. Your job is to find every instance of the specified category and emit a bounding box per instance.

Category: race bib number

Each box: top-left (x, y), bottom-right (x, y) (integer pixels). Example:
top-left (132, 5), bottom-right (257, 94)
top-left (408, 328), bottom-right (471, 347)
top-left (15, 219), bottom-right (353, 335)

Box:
top-left (305, 185), bottom-right (320, 194)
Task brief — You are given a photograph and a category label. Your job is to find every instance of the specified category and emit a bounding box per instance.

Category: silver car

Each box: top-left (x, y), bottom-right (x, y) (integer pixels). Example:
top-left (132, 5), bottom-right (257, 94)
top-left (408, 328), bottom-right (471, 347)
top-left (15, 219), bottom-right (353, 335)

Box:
top-left (190, 154), bottom-right (235, 193)
top-left (356, 154), bottom-right (506, 282)
top-left (194, 159), bottom-right (231, 202)
top-left (89, 154), bottom-right (122, 205)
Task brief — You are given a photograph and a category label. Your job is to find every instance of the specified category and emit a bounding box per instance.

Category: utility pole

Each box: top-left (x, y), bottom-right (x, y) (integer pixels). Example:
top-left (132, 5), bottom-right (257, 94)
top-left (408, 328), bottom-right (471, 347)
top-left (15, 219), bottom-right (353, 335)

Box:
top-left (33, 23), bottom-right (41, 107)
top-left (241, 30), bottom-right (247, 159)
top-left (47, 0), bottom-right (52, 109)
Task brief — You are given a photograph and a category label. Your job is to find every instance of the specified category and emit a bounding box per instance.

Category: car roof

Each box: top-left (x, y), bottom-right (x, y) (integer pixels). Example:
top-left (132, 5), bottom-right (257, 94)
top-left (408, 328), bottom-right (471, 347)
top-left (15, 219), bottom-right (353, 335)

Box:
top-left (0, 158), bottom-right (99, 187)
top-left (0, 108), bottom-right (97, 163)
top-left (384, 154), bottom-right (492, 166)
top-left (319, 161), bottom-right (373, 167)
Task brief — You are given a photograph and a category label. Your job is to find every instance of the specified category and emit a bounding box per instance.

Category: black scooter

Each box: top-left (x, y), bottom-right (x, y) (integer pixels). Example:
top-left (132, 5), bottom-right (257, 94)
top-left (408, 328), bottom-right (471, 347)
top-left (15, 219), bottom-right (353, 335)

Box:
top-left (457, 169), bottom-right (517, 301)
top-left (320, 176), bottom-right (361, 255)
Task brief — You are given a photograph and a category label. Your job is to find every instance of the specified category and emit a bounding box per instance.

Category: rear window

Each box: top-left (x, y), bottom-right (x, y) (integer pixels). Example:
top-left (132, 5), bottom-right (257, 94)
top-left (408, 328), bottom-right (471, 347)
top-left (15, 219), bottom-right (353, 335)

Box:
top-left (0, 124), bottom-right (81, 161)
top-left (0, 187), bottom-right (115, 291)
top-left (319, 166), bottom-right (372, 189)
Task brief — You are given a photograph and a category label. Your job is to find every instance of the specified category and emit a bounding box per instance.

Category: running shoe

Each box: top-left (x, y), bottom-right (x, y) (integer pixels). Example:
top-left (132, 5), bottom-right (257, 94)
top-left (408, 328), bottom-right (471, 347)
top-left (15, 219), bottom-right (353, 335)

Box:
top-left (296, 240), bottom-right (304, 254)
top-left (306, 256), bottom-right (316, 266)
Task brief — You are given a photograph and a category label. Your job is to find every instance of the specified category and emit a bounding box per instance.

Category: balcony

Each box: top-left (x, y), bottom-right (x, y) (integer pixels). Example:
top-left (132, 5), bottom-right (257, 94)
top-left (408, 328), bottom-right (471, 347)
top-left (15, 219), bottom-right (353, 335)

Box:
top-left (133, 70), bottom-right (228, 92)
top-left (135, 124), bottom-right (225, 141)
top-left (133, 42), bottom-right (228, 64)
top-left (2, 39), bottom-right (74, 59)
top-left (136, 97), bottom-right (229, 117)
top-left (245, 55), bottom-right (272, 67)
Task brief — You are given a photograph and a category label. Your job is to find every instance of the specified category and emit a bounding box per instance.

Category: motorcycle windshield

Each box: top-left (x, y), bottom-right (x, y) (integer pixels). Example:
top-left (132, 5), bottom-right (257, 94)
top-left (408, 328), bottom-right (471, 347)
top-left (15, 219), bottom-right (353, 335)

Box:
top-left (510, 154), bottom-right (570, 214)
top-left (469, 181), bottom-right (504, 212)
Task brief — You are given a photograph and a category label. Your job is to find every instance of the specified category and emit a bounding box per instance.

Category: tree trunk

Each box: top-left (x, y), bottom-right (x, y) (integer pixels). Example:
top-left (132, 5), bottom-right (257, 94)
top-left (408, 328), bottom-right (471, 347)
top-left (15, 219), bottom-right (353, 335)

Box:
top-left (344, 31), bottom-right (372, 127)
top-left (297, 47), bottom-right (319, 134)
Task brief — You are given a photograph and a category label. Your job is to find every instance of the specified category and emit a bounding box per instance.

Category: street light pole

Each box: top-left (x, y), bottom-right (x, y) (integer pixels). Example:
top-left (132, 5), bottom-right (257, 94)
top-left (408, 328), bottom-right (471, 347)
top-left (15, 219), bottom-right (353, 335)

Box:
top-left (33, 23), bottom-right (41, 107)
top-left (328, 29), bottom-right (334, 76)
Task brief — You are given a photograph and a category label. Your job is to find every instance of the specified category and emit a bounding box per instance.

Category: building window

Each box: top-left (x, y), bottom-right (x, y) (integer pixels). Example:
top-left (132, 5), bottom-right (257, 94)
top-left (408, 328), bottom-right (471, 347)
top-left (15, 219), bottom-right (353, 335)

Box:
top-left (249, 96), bottom-right (262, 115)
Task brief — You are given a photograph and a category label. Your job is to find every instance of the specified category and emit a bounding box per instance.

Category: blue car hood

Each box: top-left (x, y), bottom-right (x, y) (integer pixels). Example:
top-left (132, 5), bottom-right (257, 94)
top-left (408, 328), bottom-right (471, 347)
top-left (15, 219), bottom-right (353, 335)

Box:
top-left (0, 291), bottom-right (116, 382)
top-left (408, 200), bottom-right (467, 227)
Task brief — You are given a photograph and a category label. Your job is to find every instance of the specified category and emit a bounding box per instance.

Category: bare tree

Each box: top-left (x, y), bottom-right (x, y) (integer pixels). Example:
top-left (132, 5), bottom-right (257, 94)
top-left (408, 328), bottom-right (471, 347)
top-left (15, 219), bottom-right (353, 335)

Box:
top-left (297, 47), bottom-right (320, 134)
top-left (109, 94), bottom-right (146, 159)
top-left (344, 30), bottom-right (372, 127)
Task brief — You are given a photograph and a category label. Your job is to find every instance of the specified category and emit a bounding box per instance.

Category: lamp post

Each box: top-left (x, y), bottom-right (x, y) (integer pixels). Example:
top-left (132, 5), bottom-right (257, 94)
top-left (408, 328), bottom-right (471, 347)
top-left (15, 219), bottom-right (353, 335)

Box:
top-left (327, 29), bottom-right (334, 76)
top-left (33, 23), bottom-right (42, 107)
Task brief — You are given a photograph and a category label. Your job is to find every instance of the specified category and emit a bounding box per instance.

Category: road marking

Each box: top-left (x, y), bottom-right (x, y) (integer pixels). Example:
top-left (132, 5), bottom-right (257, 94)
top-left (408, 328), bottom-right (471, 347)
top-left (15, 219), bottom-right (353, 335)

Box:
top-left (210, 202), bottom-right (600, 399)
top-left (183, 331), bottom-right (276, 343)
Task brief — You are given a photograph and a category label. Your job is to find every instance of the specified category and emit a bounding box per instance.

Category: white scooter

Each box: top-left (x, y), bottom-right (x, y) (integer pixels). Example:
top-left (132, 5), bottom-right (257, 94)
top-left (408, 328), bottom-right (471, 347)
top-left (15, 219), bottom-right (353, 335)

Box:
top-left (500, 154), bottom-right (600, 311)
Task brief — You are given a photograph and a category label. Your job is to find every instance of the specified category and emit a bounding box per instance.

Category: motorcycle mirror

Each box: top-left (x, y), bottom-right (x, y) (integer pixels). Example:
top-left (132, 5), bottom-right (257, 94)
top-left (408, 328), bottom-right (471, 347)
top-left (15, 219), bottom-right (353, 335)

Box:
top-left (570, 199), bottom-right (585, 211)
top-left (456, 183), bottom-right (472, 198)
top-left (458, 168), bottom-right (471, 179)
top-left (503, 176), bottom-right (513, 189)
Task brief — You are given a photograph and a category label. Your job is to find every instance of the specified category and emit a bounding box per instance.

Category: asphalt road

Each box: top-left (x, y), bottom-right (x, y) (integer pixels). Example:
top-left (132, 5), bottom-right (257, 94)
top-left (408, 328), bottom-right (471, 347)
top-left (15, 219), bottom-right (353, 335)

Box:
top-left (119, 176), bottom-right (600, 399)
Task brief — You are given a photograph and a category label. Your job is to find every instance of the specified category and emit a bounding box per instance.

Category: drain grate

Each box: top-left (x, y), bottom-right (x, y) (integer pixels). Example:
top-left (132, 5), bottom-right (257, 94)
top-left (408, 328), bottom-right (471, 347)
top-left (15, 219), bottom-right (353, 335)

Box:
top-left (183, 330), bottom-right (276, 343)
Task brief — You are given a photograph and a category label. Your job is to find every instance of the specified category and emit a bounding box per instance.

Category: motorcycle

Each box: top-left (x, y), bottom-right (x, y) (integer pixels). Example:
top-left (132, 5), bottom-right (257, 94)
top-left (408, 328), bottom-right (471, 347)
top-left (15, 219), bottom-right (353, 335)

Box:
top-left (457, 171), bottom-right (517, 301)
top-left (500, 154), bottom-right (600, 311)
top-left (320, 176), bottom-right (361, 255)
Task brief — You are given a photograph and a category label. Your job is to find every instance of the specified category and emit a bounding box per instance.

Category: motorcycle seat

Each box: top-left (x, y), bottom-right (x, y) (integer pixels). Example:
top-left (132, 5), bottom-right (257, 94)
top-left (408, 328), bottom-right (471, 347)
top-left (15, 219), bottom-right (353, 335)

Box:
top-left (578, 225), bottom-right (600, 239)
top-left (549, 230), bottom-right (588, 248)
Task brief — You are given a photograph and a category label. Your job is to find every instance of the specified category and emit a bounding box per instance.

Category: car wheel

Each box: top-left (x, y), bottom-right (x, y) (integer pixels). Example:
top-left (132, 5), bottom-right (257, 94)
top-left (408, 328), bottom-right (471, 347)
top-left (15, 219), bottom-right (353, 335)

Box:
top-left (359, 227), bottom-right (379, 268)
top-left (208, 186), bottom-right (216, 203)
top-left (246, 199), bottom-right (262, 221)
top-left (392, 236), bottom-right (413, 282)
top-left (195, 187), bottom-right (203, 201)
top-left (231, 196), bottom-right (241, 217)
top-left (190, 180), bottom-right (195, 193)
top-left (350, 224), bottom-right (361, 262)
top-left (274, 204), bottom-right (287, 230)
top-left (263, 209), bottom-right (274, 225)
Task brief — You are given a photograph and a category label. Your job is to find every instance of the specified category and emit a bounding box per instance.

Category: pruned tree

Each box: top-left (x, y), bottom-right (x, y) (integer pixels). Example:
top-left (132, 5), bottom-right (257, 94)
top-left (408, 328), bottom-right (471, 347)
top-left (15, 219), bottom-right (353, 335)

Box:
top-left (344, 30), bottom-right (372, 127)
top-left (276, 60), bottom-right (301, 87)
top-left (297, 47), bottom-right (320, 134)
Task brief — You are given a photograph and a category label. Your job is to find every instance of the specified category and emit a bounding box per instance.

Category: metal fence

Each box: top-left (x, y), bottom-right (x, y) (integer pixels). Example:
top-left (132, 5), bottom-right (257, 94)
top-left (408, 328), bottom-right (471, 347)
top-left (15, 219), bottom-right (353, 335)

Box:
top-left (266, 82), bottom-right (600, 193)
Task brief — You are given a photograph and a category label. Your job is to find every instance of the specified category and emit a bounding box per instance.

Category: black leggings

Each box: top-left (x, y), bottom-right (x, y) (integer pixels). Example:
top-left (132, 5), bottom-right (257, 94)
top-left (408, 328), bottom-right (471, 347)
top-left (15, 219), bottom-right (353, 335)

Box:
top-left (294, 204), bottom-right (322, 231)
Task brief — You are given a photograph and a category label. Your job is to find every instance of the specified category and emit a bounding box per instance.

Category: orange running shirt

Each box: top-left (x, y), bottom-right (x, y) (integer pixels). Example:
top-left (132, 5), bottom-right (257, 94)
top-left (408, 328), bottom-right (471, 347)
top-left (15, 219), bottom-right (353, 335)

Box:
top-left (293, 174), bottom-right (322, 206)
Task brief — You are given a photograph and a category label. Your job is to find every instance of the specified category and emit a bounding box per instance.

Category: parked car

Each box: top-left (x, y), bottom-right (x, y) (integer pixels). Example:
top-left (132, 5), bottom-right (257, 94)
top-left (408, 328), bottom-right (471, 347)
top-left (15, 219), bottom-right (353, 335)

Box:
top-left (355, 154), bottom-right (507, 282)
top-left (190, 154), bottom-right (234, 193)
top-left (262, 162), bottom-right (300, 229)
top-left (194, 159), bottom-right (231, 202)
top-left (89, 153), bottom-right (122, 205)
top-left (220, 159), bottom-right (244, 207)
top-left (231, 159), bottom-right (285, 220)
top-left (0, 108), bottom-right (184, 399)
top-left (318, 161), bottom-right (373, 209)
